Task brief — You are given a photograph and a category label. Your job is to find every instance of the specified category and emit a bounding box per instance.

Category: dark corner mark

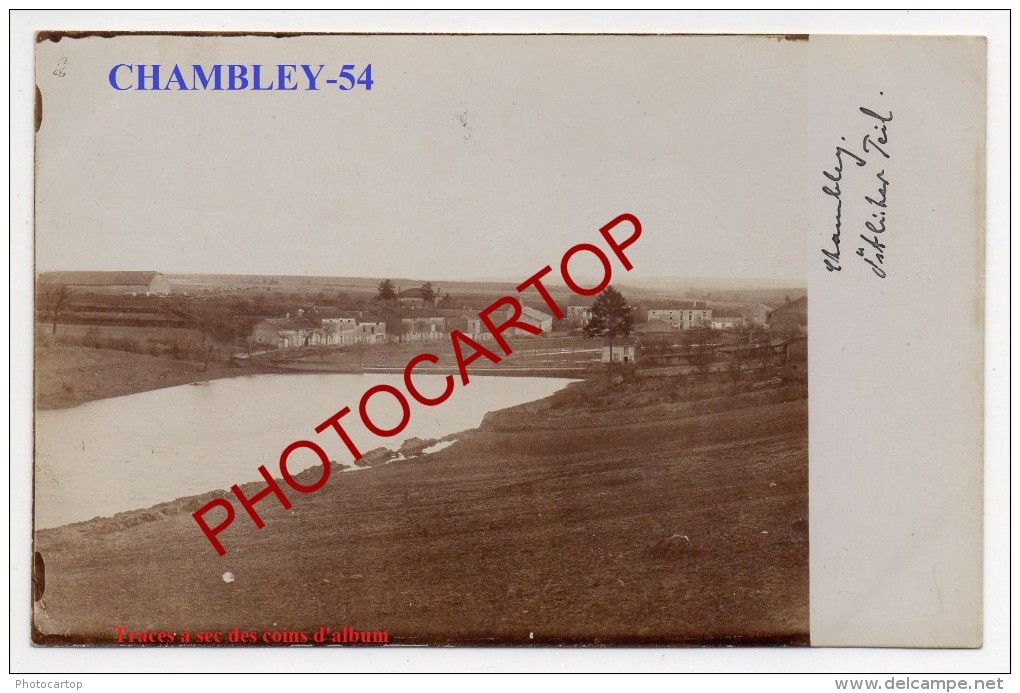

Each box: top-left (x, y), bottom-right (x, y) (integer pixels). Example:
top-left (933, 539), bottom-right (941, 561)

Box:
top-left (34, 85), bottom-right (42, 133)
top-left (33, 551), bottom-right (45, 602)
top-left (35, 30), bottom-right (330, 43)
top-left (35, 30), bottom-right (815, 44)
top-left (30, 551), bottom-right (46, 645)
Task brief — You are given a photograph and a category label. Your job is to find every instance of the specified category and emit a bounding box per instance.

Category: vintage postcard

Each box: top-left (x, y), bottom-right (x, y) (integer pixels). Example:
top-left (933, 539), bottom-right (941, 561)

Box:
top-left (25, 28), bottom-right (985, 656)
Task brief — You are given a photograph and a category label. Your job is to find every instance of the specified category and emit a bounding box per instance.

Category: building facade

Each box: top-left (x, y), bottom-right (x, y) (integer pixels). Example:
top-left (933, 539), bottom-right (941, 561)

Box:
top-left (400, 315), bottom-right (447, 342)
top-left (313, 307), bottom-right (358, 345)
top-left (566, 305), bottom-right (593, 326)
top-left (602, 339), bottom-right (640, 364)
top-left (357, 321), bottom-right (387, 344)
top-left (252, 317), bottom-right (325, 349)
top-left (710, 311), bottom-right (744, 330)
top-left (647, 302), bottom-right (712, 329)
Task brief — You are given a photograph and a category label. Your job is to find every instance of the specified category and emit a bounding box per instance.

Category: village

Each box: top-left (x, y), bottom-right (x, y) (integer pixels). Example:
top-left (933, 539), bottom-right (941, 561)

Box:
top-left (252, 293), bottom-right (772, 351)
top-left (34, 270), bottom-right (808, 385)
top-left (33, 268), bottom-right (812, 648)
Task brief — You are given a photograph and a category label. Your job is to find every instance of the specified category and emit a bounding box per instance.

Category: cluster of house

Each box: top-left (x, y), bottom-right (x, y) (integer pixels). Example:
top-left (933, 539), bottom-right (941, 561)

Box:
top-left (253, 309), bottom-right (386, 349)
top-left (252, 291), bottom-right (786, 352)
top-left (251, 302), bottom-right (556, 351)
top-left (567, 300), bottom-right (772, 333)
top-left (644, 300), bottom-right (770, 331)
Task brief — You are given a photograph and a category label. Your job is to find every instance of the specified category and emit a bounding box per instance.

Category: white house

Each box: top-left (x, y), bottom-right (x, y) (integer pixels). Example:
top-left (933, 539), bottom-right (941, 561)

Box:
top-left (400, 315), bottom-right (446, 342)
top-left (356, 321), bottom-right (387, 344)
top-left (647, 301), bottom-right (712, 329)
top-left (602, 338), bottom-right (640, 364)
top-left (314, 307), bottom-right (358, 345)
top-left (710, 310), bottom-right (744, 330)
top-left (437, 310), bottom-right (494, 341)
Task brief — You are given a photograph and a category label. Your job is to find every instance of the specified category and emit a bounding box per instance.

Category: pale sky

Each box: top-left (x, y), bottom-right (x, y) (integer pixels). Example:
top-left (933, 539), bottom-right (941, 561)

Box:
top-left (35, 34), bottom-right (807, 282)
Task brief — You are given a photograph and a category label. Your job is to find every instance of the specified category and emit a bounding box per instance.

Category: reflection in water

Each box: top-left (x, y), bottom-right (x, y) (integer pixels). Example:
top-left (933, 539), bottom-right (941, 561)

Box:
top-left (35, 373), bottom-right (572, 529)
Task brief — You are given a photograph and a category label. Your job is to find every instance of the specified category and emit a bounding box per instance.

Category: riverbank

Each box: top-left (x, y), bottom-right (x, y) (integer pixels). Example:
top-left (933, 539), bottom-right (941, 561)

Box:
top-left (34, 345), bottom-right (270, 410)
top-left (33, 370), bottom-right (808, 646)
top-left (34, 338), bottom-right (594, 410)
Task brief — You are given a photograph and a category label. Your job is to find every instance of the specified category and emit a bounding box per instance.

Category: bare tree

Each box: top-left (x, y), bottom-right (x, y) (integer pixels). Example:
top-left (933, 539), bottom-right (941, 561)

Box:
top-left (180, 303), bottom-right (223, 372)
top-left (688, 339), bottom-right (717, 376)
top-left (727, 346), bottom-right (747, 383)
top-left (39, 283), bottom-right (73, 335)
top-left (324, 320), bottom-right (341, 347)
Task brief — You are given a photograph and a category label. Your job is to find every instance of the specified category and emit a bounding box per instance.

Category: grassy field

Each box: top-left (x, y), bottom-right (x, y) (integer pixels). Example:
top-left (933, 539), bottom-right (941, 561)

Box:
top-left (34, 345), bottom-right (262, 410)
top-left (33, 371), bottom-right (808, 646)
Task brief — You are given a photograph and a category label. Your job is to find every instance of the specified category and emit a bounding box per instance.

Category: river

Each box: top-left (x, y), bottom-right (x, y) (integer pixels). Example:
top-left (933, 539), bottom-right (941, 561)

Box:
top-left (34, 373), bottom-right (573, 529)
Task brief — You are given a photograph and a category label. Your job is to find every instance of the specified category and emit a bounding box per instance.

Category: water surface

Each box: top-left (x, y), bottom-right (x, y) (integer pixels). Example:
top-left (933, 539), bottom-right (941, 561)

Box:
top-left (35, 373), bottom-right (572, 528)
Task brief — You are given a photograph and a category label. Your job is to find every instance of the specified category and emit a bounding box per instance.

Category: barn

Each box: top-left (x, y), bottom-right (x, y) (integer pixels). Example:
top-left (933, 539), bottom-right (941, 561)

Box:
top-left (39, 270), bottom-right (172, 295)
top-left (497, 305), bottom-right (553, 336)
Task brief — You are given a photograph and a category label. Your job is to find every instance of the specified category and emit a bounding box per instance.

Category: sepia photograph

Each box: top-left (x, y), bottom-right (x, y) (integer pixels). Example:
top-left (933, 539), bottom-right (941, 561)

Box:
top-left (32, 32), bottom-right (811, 647)
top-left (18, 16), bottom-right (998, 679)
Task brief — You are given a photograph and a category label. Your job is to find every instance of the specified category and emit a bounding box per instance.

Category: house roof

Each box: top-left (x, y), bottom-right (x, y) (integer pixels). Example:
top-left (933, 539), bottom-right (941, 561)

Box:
top-left (435, 308), bottom-right (465, 316)
top-left (401, 314), bottom-right (446, 322)
top-left (768, 296), bottom-right (807, 325)
top-left (314, 306), bottom-right (357, 319)
top-left (646, 300), bottom-right (709, 311)
top-left (260, 317), bottom-right (320, 331)
top-left (711, 308), bottom-right (744, 318)
top-left (405, 309), bottom-right (445, 319)
top-left (396, 287), bottom-right (432, 299)
top-left (636, 320), bottom-right (677, 333)
top-left (520, 305), bottom-right (552, 323)
top-left (39, 270), bottom-right (163, 286)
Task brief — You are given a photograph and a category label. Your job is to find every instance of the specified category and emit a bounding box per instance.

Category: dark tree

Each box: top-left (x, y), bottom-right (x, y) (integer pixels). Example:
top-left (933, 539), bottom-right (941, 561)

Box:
top-left (376, 279), bottom-right (397, 303)
top-left (188, 304), bottom-right (223, 372)
top-left (39, 283), bottom-right (73, 335)
top-left (686, 327), bottom-right (719, 376)
top-left (583, 285), bottom-right (635, 381)
top-left (420, 282), bottom-right (437, 305)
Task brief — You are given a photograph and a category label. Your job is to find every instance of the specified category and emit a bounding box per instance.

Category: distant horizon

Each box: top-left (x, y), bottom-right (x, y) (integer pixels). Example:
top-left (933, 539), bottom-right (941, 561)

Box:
top-left (36, 268), bottom-right (808, 291)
